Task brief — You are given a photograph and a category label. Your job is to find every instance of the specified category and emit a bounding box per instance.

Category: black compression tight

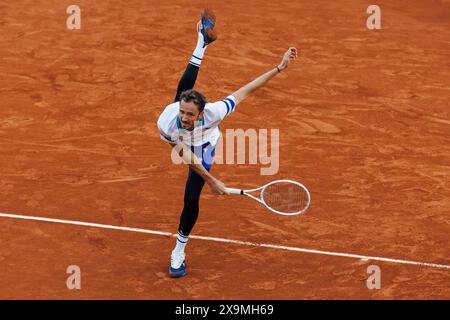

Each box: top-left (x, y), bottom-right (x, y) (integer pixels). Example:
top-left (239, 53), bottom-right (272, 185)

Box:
top-left (178, 167), bottom-right (210, 236)
top-left (174, 63), bottom-right (200, 103)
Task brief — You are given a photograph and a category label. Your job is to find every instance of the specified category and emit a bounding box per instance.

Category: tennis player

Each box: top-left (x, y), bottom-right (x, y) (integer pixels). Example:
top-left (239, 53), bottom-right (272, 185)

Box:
top-left (157, 13), bottom-right (298, 277)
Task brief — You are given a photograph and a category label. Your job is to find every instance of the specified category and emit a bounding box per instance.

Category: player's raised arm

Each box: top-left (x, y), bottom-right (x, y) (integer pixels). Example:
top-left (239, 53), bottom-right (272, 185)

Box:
top-left (232, 47), bottom-right (298, 105)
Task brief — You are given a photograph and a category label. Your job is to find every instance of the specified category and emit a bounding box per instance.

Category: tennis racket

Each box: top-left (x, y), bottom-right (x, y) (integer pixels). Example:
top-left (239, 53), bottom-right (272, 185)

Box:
top-left (225, 179), bottom-right (311, 216)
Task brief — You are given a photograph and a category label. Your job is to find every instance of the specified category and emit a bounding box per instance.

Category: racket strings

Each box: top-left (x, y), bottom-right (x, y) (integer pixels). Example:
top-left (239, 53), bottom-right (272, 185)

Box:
top-left (262, 182), bottom-right (309, 214)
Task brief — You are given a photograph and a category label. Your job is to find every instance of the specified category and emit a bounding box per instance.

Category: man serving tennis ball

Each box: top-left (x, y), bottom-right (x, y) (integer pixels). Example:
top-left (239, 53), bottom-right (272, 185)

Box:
top-left (157, 10), bottom-right (298, 277)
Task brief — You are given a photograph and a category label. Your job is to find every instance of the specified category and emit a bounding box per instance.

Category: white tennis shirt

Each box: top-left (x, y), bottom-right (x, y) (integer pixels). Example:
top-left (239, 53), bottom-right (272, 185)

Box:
top-left (157, 95), bottom-right (237, 147)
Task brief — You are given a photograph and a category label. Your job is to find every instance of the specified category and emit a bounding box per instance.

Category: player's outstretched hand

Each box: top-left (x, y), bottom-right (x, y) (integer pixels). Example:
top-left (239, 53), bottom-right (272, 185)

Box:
top-left (209, 178), bottom-right (230, 195)
top-left (277, 47), bottom-right (298, 71)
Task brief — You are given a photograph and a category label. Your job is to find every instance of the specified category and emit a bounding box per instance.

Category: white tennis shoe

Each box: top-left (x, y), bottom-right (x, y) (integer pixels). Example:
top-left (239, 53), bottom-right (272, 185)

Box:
top-left (169, 250), bottom-right (187, 278)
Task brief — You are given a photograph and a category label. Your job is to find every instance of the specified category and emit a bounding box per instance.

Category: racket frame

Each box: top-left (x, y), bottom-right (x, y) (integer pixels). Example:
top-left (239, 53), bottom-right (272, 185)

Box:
top-left (226, 179), bottom-right (311, 216)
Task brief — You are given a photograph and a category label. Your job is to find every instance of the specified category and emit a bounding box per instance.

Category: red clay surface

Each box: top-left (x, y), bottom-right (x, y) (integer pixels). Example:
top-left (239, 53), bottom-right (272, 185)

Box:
top-left (1, 0), bottom-right (449, 299)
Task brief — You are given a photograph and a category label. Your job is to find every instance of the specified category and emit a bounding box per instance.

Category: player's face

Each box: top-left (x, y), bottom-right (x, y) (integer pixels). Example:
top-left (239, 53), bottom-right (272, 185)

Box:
top-left (179, 100), bottom-right (203, 130)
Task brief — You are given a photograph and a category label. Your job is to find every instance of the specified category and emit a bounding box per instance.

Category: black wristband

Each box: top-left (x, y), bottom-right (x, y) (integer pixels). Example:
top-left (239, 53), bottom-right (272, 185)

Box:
top-left (276, 66), bottom-right (281, 73)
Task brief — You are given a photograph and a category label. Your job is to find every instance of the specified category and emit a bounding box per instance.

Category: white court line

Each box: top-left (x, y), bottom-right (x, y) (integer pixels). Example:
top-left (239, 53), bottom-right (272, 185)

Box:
top-left (1, 212), bottom-right (450, 270)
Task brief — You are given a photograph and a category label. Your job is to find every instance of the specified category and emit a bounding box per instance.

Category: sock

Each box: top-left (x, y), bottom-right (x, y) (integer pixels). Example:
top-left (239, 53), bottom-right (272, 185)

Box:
top-left (173, 231), bottom-right (189, 253)
top-left (189, 32), bottom-right (207, 67)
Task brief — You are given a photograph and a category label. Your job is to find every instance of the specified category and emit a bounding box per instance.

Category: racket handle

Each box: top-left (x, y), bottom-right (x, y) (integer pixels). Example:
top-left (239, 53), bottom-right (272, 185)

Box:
top-left (226, 188), bottom-right (243, 195)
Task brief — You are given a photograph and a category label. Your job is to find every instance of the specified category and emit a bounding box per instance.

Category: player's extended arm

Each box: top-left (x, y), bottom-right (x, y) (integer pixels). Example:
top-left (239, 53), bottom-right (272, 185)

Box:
top-left (170, 142), bottom-right (229, 195)
top-left (232, 47), bottom-right (298, 105)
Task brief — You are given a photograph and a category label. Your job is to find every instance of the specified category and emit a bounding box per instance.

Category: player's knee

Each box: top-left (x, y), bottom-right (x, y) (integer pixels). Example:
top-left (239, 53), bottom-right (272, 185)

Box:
top-left (183, 197), bottom-right (200, 212)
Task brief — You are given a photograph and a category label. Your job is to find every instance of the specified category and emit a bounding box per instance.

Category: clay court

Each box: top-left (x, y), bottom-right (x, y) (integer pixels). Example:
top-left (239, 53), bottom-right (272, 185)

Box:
top-left (1, 0), bottom-right (449, 299)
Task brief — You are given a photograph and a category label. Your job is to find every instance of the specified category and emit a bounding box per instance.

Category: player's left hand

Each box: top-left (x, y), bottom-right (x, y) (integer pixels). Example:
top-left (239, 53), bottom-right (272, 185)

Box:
top-left (277, 47), bottom-right (298, 71)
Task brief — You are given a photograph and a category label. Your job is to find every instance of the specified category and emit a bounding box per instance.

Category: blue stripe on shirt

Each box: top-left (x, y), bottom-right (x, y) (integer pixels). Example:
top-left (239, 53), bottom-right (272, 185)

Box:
top-left (160, 134), bottom-right (172, 142)
top-left (225, 98), bottom-right (235, 111)
top-left (222, 100), bottom-right (230, 115)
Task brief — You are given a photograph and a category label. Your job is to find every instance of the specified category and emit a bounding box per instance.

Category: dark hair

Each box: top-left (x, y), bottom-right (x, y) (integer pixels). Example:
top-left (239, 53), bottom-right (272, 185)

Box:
top-left (180, 89), bottom-right (207, 112)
